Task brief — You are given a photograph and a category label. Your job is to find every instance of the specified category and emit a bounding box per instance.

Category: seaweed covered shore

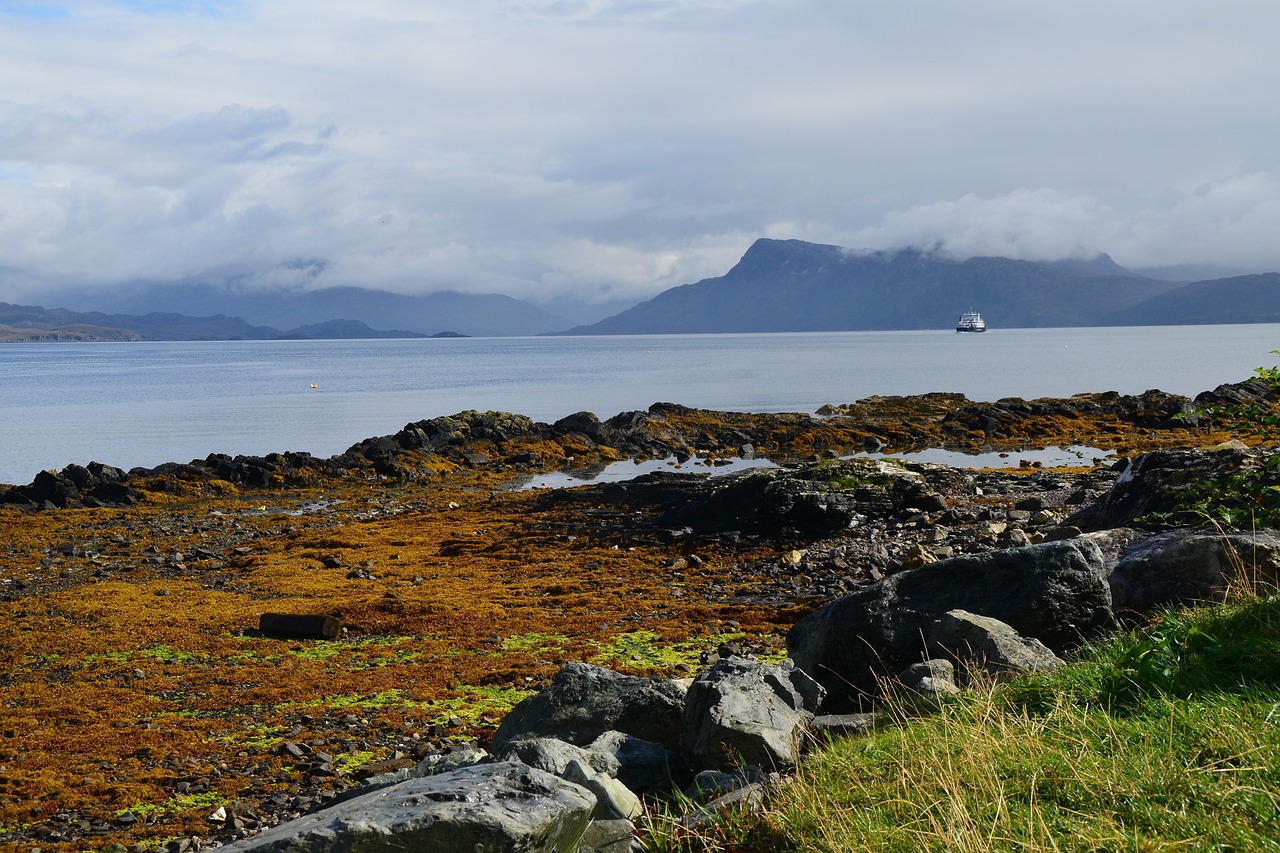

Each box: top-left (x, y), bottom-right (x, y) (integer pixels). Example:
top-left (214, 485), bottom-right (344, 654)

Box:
top-left (0, 383), bottom-right (1261, 851)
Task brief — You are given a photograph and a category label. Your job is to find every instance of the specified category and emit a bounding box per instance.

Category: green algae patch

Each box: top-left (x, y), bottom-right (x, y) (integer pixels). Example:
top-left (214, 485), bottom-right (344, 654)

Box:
top-left (123, 791), bottom-right (228, 820)
top-left (280, 688), bottom-right (431, 714)
top-left (591, 630), bottom-right (713, 669)
top-left (500, 632), bottom-right (571, 654)
top-left (429, 685), bottom-right (537, 728)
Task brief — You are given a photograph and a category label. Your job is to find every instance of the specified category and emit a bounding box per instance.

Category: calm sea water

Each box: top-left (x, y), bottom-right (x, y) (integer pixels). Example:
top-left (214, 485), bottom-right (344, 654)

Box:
top-left (2, 326), bottom-right (1278, 486)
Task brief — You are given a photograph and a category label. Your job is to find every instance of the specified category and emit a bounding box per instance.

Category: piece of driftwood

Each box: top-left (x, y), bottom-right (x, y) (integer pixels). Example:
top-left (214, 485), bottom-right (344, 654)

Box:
top-left (259, 613), bottom-right (341, 640)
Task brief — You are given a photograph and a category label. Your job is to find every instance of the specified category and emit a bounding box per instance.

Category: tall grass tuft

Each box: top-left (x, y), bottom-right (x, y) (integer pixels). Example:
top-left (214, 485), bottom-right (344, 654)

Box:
top-left (645, 594), bottom-right (1280, 852)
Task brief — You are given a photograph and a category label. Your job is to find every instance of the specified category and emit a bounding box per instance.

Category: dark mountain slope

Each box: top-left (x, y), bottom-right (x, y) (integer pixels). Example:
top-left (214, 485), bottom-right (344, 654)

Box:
top-left (1105, 274), bottom-right (1280, 326)
top-left (557, 239), bottom-right (1180, 335)
top-left (277, 319), bottom-right (429, 340)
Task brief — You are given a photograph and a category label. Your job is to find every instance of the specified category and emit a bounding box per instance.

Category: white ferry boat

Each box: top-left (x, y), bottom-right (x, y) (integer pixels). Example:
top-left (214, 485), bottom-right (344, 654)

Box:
top-left (956, 310), bottom-right (987, 333)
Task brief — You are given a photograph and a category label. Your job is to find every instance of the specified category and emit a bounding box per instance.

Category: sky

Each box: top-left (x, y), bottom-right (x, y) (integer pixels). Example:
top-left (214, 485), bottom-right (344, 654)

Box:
top-left (2, 0), bottom-right (1279, 309)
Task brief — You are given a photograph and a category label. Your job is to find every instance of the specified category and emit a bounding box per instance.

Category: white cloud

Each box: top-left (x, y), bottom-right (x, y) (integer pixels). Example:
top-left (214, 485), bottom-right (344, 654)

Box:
top-left (2, 0), bottom-right (1280, 307)
top-left (849, 189), bottom-right (1118, 262)
top-left (845, 178), bottom-right (1280, 273)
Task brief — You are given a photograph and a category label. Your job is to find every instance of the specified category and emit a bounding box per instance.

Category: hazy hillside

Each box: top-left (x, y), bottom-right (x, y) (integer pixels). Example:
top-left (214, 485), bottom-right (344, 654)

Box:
top-left (17, 242), bottom-right (1279, 341)
top-left (0, 302), bottom-right (281, 341)
top-left (67, 283), bottom-right (572, 338)
top-left (0, 303), bottom-right (444, 341)
top-left (1106, 273), bottom-right (1280, 325)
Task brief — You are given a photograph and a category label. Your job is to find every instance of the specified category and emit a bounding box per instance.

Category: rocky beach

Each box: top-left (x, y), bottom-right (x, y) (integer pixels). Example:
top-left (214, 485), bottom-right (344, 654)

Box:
top-left (0, 379), bottom-right (1274, 851)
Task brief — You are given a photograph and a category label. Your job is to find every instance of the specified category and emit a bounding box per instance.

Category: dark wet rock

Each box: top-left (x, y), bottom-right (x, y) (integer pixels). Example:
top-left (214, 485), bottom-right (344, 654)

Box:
top-left (546, 458), bottom-right (950, 544)
top-left (1193, 376), bottom-right (1278, 411)
top-left (939, 390), bottom-right (1193, 441)
top-left (258, 613), bottom-right (341, 641)
top-left (655, 458), bottom-right (948, 540)
top-left (554, 411), bottom-right (618, 447)
top-left (1, 463), bottom-right (141, 509)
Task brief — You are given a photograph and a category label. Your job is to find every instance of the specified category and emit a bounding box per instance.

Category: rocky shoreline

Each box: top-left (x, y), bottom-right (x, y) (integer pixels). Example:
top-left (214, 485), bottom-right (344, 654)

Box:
top-left (0, 382), bottom-right (1273, 851)
top-left (0, 382), bottom-right (1232, 512)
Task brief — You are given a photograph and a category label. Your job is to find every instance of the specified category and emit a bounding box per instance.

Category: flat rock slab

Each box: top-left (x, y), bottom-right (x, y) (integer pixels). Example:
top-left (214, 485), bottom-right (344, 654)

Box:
top-left (220, 762), bottom-right (595, 853)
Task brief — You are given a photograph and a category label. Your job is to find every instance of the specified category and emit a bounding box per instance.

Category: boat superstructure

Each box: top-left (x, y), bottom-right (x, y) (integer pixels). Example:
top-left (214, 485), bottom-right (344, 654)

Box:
top-left (956, 310), bottom-right (987, 333)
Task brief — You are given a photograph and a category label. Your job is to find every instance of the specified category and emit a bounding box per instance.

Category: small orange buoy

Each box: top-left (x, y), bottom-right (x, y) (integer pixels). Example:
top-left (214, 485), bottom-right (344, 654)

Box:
top-left (310, 384), bottom-right (318, 389)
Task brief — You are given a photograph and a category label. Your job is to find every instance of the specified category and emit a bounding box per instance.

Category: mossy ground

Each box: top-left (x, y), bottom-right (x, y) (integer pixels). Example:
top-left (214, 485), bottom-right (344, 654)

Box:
top-left (0, 461), bottom-right (793, 850)
top-left (0, 404), bottom-right (1237, 850)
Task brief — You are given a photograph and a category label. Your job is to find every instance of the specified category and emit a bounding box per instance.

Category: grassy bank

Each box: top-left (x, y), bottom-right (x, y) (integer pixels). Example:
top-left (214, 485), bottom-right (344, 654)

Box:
top-left (648, 590), bottom-right (1280, 852)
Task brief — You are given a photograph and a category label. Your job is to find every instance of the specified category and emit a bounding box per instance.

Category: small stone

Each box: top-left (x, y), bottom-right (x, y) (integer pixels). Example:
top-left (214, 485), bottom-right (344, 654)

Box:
top-left (781, 549), bottom-right (806, 566)
top-left (899, 543), bottom-right (937, 570)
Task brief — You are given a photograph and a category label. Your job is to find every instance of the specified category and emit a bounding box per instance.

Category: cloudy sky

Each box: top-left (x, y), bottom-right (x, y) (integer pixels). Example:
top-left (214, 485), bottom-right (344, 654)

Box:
top-left (2, 0), bottom-right (1278, 309)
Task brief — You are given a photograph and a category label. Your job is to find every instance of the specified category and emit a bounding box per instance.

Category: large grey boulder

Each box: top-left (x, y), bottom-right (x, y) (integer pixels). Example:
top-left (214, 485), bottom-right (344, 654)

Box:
top-left (221, 762), bottom-right (595, 853)
top-left (681, 657), bottom-right (824, 772)
top-left (492, 663), bottom-right (688, 753)
top-left (1110, 530), bottom-right (1280, 615)
top-left (787, 538), bottom-right (1111, 711)
top-left (926, 610), bottom-right (1064, 678)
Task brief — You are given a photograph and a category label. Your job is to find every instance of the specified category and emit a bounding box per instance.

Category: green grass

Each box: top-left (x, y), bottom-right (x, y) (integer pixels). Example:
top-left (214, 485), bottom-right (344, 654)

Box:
top-left (643, 594), bottom-right (1280, 852)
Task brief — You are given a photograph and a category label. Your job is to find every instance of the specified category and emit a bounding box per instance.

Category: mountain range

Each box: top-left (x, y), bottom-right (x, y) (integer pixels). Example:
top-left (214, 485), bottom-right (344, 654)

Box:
top-left (63, 283), bottom-right (572, 338)
top-left (557, 239), bottom-right (1280, 334)
top-left (5, 238), bottom-right (1280, 340)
